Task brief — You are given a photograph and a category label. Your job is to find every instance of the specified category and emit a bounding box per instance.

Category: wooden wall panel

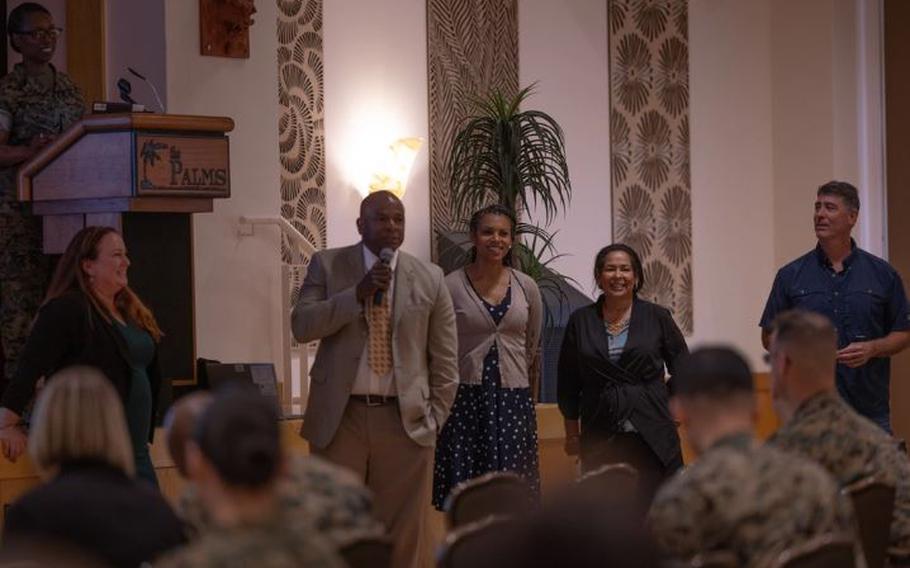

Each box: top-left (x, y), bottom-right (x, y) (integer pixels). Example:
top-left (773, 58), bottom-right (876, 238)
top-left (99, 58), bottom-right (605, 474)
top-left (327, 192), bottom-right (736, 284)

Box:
top-left (66, 0), bottom-right (105, 105)
top-left (884, 0), bottom-right (910, 443)
top-left (608, 0), bottom-right (693, 334)
top-left (427, 0), bottom-right (519, 259)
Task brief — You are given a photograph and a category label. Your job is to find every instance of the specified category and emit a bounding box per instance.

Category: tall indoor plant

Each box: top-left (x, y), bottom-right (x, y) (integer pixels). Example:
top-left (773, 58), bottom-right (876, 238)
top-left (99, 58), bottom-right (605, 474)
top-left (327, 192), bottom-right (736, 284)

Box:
top-left (447, 84), bottom-right (573, 304)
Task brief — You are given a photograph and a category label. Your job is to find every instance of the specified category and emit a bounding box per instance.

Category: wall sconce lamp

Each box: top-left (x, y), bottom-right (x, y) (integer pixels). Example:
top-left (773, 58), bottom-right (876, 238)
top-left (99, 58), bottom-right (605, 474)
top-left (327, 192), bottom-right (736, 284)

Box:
top-left (368, 137), bottom-right (424, 198)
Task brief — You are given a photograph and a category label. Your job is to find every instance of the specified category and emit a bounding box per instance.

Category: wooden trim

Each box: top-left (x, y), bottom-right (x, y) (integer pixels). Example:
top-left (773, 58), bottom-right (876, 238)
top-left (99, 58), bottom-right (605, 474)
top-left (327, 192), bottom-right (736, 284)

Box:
top-left (32, 197), bottom-right (214, 215)
top-left (17, 114), bottom-right (235, 200)
top-left (66, 0), bottom-right (105, 105)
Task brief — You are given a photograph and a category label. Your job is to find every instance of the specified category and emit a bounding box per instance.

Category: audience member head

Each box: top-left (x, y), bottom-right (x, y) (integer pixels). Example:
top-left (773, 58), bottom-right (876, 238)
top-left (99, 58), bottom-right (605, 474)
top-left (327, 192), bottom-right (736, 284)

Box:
top-left (593, 243), bottom-right (644, 299)
top-left (671, 346), bottom-right (755, 457)
top-left (463, 485), bottom-right (660, 568)
top-left (768, 310), bottom-right (838, 422)
top-left (7, 3), bottom-right (56, 63)
top-left (357, 190), bottom-right (405, 255)
top-left (28, 366), bottom-right (135, 479)
top-left (164, 391), bottom-right (213, 478)
top-left (185, 386), bottom-right (283, 526)
top-left (815, 180), bottom-right (859, 242)
top-left (468, 204), bottom-right (516, 266)
top-left (46, 226), bottom-right (162, 341)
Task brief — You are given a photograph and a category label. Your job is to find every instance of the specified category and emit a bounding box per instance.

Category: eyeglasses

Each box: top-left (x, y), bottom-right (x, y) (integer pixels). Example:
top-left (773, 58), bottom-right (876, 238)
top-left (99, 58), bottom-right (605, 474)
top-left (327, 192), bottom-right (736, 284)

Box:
top-left (13, 27), bottom-right (63, 41)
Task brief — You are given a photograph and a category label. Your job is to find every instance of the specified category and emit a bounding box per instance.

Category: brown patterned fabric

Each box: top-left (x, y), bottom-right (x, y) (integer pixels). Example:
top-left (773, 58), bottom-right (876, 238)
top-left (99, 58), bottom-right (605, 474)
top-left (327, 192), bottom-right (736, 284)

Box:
top-left (366, 294), bottom-right (393, 376)
top-left (427, 0), bottom-right (519, 259)
top-left (609, 0), bottom-right (693, 334)
top-left (277, 0), bottom-right (326, 264)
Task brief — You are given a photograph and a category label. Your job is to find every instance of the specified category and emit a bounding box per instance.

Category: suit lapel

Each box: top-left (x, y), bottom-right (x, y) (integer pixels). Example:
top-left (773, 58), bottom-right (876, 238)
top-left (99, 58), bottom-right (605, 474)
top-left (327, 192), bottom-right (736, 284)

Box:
top-left (393, 252), bottom-right (413, 328)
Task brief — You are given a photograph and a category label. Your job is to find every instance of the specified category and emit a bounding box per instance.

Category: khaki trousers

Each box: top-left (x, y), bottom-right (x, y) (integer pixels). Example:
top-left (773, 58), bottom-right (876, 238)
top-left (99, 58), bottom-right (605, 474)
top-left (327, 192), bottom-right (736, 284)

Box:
top-left (314, 399), bottom-right (433, 568)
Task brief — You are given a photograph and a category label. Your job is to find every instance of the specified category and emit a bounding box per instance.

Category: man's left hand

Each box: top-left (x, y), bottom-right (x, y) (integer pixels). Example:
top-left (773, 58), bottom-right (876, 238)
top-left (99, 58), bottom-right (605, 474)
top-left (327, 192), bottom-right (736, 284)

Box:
top-left (837, 341), bottom-right (878, 368)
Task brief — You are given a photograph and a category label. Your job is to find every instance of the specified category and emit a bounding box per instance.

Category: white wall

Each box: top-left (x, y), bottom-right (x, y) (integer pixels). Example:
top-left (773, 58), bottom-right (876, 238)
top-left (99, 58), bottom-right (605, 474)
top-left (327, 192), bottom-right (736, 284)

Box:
top-left (164, 0), bottom-right (284, 375)
top-left (688, 0), bottom-right (776, 368)
top-left (106, 0), bottom-right (167, 108)
top-left (322, 0), bottom-right (430, 257)
top-left (519, 0), bottom-right (611, 296)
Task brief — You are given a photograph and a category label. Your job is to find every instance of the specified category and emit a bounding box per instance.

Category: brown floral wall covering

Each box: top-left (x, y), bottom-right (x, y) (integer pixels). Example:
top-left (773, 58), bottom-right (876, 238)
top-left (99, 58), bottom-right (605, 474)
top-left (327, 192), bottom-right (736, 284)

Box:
top-left (427, 0), bottom-right (519, 258)
top-left (278, 0), bottom-right (325, 265)
top-left (609, 0), bottom-right (692, 334)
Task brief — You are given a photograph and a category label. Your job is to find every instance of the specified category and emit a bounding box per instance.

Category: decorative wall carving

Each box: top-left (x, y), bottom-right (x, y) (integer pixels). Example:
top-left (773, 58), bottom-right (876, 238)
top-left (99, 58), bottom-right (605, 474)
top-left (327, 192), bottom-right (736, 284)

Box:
top-left (277, 0), bottom-right (325, 265)
top-left (427, 0), bottom-right (519, 258)
top-left (200, 0), bottom-right (257, 58)
top-left (609, 0), bottom-right (693, 334)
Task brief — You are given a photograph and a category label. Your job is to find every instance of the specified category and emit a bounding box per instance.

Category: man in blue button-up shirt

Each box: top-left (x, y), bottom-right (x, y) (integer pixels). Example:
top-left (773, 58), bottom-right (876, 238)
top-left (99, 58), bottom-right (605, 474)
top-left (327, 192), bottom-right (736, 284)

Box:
top-left (760, 181), bottom-right (910, 432)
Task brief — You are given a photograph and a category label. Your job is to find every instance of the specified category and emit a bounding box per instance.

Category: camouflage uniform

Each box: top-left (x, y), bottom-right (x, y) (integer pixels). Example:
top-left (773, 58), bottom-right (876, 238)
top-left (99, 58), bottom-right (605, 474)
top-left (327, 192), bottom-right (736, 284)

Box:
top-left (154, 514), bottom-right (344, 568)
top-left (769, 391), bottom-right (910, 561)
top-left (0, 63), bottom-right (84, 385)
top-left (178, 453), bottom-right (385, 548)
top-left (649, 432), bottom-right (859, 568)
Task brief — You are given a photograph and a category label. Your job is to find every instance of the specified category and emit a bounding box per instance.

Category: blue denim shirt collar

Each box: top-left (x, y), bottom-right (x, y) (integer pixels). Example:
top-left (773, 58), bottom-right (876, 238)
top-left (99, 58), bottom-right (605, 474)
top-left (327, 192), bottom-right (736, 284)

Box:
top-left (814, 238), bottom-right (858, 271)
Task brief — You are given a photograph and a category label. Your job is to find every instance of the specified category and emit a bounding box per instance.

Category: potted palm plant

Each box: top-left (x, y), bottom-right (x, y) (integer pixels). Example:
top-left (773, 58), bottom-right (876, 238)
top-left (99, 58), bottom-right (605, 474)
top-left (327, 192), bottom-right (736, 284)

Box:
top-left (446, 84), bottom-right (574, 308)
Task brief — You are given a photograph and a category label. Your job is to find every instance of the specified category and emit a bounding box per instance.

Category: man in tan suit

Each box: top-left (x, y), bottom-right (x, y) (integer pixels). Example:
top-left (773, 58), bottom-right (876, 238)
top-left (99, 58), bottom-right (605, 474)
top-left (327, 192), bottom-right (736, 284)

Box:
top-left (292, 191), bottom-right (458, 568)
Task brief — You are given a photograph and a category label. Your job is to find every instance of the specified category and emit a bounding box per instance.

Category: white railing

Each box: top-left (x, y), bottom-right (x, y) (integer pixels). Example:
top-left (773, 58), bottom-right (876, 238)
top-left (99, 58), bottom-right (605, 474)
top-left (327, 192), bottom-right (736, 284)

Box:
top-left (238, 216), bottom-right (318, 411)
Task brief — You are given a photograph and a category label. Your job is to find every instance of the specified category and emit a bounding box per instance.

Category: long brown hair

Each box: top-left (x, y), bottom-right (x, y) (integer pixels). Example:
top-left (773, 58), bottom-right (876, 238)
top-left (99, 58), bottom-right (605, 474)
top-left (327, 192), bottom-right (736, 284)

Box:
top-left (46, 226), bottom-right (163, 342)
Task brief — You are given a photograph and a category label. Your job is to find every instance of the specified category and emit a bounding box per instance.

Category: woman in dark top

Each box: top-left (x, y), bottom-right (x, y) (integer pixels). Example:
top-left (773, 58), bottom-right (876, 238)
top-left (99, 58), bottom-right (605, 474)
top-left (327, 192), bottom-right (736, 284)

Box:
top-left (0, 2), bottom-right (84, 391)
top-left (557, 244), bottom-right (687, 500)
top-left (4, 366), bottom-right (185, 568)
top-left (0, 226), bottom-right (164, 485)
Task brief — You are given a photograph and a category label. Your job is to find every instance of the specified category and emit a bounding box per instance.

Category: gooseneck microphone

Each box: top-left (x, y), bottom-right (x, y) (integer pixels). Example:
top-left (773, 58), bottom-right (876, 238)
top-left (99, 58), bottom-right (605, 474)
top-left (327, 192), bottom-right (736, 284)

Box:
top-left (373, 247), bottom-right (395, 306)
top-left (127, 67), bottom-right (166, 112)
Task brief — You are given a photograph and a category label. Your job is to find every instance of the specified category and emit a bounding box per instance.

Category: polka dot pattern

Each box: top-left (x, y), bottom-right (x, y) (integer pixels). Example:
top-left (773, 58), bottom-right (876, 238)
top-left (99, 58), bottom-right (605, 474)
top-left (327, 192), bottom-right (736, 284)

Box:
top-left (432, 286), bottom-right (541, 510)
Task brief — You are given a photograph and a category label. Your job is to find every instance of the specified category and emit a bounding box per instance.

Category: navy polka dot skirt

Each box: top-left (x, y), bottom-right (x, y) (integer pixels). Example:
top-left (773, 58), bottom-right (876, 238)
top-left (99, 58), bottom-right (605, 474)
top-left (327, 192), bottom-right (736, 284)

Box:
top-left (432, 287), bottom-right (541, 510)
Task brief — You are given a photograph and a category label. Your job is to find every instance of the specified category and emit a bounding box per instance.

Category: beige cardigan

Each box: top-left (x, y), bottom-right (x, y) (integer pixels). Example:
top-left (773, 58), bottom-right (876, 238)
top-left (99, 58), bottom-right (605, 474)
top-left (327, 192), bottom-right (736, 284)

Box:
top-left (445, 268), bottom-right (543, 391)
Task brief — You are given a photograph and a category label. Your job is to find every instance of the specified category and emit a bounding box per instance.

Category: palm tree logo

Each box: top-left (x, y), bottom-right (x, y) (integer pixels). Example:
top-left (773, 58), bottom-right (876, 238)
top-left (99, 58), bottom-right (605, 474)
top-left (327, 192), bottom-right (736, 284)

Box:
top-left (140, 140), bottom-right (169, 189)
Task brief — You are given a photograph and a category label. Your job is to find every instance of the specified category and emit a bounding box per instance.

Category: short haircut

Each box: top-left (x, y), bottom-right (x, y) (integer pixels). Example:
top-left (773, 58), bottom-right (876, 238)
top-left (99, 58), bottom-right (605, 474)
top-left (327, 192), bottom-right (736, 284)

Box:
top-left (194, 385), bottom-right (280, 488)
top-left (593, 243), bottom-right (645, 295)
top-left (8, 2), bottom-right (50, 33)
top-left (164, 391), bottom-right (213, 477)
top-left (673, 346), bottom-right (754, 398)
top-left (29, 366), bottom-right (135, 477)
top-left (770, 310), bottom-right (837, 369)
top-left (817, 180), bottom-right (860, 212)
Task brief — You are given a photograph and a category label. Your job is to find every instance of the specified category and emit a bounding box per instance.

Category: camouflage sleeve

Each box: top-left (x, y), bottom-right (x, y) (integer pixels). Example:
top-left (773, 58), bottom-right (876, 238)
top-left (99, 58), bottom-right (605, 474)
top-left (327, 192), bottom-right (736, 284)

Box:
top-left (648, 475), bottom-right (712, 562)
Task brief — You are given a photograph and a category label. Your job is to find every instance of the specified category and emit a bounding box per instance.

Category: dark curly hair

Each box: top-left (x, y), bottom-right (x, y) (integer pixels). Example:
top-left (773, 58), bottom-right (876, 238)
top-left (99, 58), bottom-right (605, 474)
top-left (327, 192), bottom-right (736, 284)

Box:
top-left (592, 243), bottom-right (645, 295)
top-left (468, 204), bottom-right (517, 266)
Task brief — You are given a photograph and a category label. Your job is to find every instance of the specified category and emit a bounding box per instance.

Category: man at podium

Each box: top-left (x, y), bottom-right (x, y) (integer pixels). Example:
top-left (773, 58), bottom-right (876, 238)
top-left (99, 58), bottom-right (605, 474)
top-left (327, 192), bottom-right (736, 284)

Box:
top-left (0, 2), bottom-right (84, 390)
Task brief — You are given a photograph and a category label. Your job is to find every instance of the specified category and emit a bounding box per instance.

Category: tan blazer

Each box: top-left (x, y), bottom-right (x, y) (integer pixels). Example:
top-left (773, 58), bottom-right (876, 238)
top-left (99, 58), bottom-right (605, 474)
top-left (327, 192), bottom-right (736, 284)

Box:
top-left (291, 243), bottom-right (459, 449)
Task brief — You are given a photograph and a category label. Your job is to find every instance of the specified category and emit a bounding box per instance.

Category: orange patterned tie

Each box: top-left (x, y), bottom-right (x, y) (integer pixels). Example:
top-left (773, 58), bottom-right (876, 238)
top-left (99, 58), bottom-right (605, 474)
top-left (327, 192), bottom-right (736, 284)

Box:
top-left (366, 291), bottom-right (393, 376)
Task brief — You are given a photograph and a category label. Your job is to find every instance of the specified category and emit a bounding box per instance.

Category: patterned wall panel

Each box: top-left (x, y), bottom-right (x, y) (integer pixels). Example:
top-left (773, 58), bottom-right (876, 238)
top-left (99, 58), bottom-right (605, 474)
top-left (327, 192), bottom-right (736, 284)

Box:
top-left (609, 0), bottom-right (693, 334)
top-left (278, 0), bottom-right (325, 265)
top-left (427, 0), bottom-right (519, 258)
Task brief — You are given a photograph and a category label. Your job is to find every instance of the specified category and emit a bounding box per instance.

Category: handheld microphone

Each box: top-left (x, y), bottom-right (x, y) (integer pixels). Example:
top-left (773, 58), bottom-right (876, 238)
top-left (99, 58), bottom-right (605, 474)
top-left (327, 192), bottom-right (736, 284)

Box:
top-left (127, 67), bottom-right (166, 113)
top-left (373, 247), bottom-right (395, 306)
top-left (117, 78), bottom-right (136, 104)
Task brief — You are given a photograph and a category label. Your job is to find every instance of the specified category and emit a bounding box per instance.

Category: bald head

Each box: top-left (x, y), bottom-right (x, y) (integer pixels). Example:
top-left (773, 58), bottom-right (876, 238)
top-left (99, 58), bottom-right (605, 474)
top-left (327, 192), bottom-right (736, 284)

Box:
top-left (357, 190), bottom-right (405, 255)
top-left (165, 391), bottom-right (213, 477)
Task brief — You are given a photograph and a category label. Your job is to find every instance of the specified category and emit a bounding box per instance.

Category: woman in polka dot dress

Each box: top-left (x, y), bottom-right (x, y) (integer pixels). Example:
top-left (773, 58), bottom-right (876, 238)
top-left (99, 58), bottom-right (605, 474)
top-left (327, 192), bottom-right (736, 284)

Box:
top-left (433, 204), bottom-right (543, 510)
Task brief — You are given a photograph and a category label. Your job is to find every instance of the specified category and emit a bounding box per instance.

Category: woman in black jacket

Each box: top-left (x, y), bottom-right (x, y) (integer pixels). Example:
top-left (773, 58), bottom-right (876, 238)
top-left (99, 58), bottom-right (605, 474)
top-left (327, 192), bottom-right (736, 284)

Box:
top-left (557, 244), bottom-right (687, 500)
top-left (0, 226), bottom-right (164, 485)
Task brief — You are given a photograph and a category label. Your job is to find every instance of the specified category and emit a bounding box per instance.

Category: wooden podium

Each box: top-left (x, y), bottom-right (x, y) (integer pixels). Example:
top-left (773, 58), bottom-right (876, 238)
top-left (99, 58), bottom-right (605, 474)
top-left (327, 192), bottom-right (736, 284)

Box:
top-left (16, 113), bottom-right (234, 393)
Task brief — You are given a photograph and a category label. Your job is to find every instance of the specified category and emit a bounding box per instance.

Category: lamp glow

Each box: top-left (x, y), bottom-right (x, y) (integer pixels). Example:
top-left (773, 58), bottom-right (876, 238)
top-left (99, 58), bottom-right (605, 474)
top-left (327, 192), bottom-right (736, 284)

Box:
top-left (368, 137), bottom-right (423, 198)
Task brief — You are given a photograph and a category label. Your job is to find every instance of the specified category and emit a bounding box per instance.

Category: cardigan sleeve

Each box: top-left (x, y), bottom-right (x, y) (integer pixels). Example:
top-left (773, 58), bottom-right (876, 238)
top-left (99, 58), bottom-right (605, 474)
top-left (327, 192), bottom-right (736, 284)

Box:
top-left (522, 274), bottom-right (544, 399)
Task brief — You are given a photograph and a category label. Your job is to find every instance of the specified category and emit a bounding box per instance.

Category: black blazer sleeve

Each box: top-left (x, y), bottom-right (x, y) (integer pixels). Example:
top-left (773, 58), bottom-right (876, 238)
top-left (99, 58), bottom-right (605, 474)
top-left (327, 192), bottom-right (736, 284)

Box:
top-left (557, 311), bottom-right (582, 420)
top-left (657, 305), bottom-right (688, 393)
top-left (2, 295), bottom-right (88, 414)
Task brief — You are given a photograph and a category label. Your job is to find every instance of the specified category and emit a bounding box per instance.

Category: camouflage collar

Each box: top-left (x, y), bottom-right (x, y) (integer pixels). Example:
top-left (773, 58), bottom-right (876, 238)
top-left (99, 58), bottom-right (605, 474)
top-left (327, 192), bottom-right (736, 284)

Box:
top-left (791, 390), bottom-right (840, 422)
top-left (8, 62), bottom-right (60, 95)
top-left (708, 431), bottom-right (754, 452)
